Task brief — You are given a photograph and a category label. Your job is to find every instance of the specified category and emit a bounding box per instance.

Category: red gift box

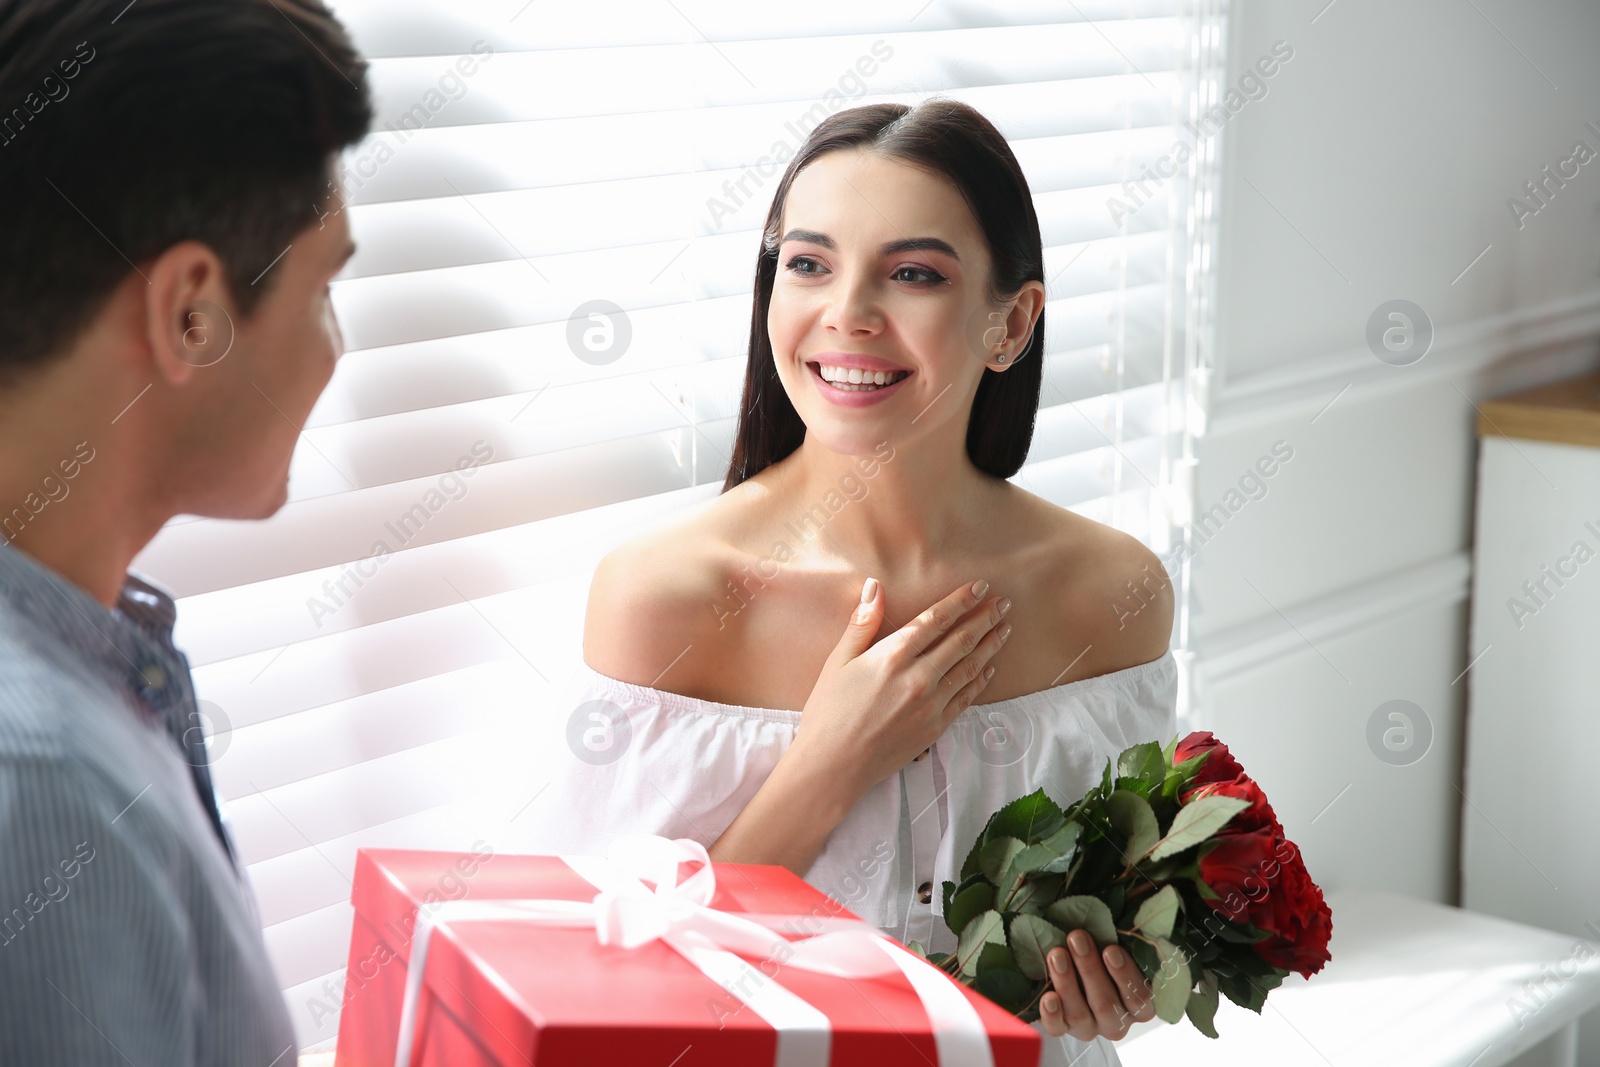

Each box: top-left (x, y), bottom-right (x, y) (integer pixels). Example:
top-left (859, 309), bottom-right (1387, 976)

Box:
top-left (332, 837), bottom-right (1041, 1067)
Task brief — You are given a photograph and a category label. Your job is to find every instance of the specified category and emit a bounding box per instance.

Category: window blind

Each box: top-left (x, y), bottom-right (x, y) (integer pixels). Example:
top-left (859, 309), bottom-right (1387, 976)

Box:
top-left (128, 0), bottom-right (1221, 1047)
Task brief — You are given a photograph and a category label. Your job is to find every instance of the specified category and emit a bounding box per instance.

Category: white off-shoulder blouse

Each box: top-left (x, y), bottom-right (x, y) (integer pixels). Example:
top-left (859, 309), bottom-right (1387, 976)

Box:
top-left (519, 649), bottom-right (1180, 1067)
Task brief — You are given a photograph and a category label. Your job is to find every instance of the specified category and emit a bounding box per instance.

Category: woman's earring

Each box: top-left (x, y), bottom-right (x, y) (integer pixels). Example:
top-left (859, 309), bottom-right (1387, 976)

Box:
top-left (997, 353), bottom-right (1007, 364)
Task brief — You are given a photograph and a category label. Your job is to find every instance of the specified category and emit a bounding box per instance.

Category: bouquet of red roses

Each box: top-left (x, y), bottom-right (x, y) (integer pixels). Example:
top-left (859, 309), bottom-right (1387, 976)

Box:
top-left (910, 732), bottom-right (1332, 1036)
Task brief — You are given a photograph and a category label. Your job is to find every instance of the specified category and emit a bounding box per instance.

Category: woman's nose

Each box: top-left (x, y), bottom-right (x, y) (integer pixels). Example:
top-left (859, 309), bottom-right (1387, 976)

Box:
top-left (820, 272), bottom-right (883, 336)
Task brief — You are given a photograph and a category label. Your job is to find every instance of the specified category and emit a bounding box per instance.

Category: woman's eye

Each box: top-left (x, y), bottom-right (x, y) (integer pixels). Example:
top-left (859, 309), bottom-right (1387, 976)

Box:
top-left (783, 257), bottom-right (945, 286)
top-left (894, 265), bottom-right (946, 285)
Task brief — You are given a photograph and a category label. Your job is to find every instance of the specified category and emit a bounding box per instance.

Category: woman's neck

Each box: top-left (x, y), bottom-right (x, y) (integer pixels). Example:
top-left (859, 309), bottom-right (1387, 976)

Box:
top-left (764, 434), bottom-right (1007, 582)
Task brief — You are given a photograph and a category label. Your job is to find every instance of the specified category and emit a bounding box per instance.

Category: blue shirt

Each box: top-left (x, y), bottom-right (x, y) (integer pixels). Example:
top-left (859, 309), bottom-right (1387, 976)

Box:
top-left (0, 543), bottom-right (296, 1065)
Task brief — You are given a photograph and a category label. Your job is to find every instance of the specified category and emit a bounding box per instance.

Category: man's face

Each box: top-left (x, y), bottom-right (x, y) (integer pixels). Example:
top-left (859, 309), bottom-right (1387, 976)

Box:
top-left (177, 187), bottom-right (356, 520)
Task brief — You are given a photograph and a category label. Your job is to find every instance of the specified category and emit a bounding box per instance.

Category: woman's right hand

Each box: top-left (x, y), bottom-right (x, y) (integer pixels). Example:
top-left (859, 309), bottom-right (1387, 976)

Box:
top-left (793, 577), bottom-right (1013, 804)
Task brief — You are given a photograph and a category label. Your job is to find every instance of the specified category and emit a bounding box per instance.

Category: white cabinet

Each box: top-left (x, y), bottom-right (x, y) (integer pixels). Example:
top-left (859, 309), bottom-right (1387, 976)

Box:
top-left (1463, 370), bottom-right (1600, 1067)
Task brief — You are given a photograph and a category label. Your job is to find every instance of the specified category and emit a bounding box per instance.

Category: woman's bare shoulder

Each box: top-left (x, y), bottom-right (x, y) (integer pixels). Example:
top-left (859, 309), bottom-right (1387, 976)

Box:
top-left (1016, 490), bottom-right (1175, 673)
top-left (580, 500), bottom-right (743, 689)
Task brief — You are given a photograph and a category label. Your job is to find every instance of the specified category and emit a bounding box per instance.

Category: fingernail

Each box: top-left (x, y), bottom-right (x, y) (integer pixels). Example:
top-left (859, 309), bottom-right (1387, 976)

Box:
top-left (1105, 945), bottom-right (1126, 967)
top-left (998, 597), bottom-right (1012, 617)
top-left (972, 579), bottom-right (989, 599)
top-left (1049, 949), bottom-right (1066, 973)
top-left (999, 623), bottom-right (1013, 644)
top-left (861, 577), bottom-right (879, 604)
top-left (1043, 993), bottom-right (1059, 1014)
top-left (1071, 932), bottom-right (1091, 957)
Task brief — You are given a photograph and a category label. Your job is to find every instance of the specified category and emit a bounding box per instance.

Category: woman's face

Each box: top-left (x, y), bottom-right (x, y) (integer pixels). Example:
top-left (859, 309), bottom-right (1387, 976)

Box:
top-left (767, 148), bottom-right (1010, 456)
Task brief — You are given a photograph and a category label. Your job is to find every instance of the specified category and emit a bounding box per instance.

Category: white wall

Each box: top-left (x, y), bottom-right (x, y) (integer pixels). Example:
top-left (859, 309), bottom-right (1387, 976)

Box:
top-left (1190, 0), bottom-right (1600, 984)
top-left (1193, 7), bottom-right (1600, 1060)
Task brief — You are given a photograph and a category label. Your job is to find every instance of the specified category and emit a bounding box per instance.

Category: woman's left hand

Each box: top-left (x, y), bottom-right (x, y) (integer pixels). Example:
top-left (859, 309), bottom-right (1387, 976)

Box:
top-left (1038, 929), bottom-right (1156, 1041)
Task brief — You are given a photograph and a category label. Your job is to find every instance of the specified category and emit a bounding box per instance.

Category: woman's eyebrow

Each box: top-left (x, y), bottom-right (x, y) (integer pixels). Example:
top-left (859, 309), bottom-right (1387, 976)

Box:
top-left (779, 229), bottom-right (961, 261)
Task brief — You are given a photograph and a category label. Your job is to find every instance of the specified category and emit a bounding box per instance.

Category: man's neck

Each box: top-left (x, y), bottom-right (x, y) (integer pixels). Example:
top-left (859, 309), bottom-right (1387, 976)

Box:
top-left (0, 362), bottom-right (162, 608)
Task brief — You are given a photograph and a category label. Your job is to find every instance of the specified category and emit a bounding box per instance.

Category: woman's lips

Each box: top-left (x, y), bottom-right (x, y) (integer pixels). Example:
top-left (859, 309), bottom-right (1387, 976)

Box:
top-left (807, 361), bottom-right (914, 408)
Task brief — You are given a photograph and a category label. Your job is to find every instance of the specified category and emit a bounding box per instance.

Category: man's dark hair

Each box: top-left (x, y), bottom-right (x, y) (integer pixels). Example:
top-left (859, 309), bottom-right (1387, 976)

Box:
top-left (0, 0), bottom-right (373, 379)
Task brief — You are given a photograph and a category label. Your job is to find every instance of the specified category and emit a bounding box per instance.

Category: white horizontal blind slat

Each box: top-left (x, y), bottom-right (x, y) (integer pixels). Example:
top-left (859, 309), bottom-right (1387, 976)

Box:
top-left (338, 77), bottom-right (1179, 205)
top-left (358, 27), bottom-right (1183, 130)
top-left (333, 0), bottom-right (1186, 58)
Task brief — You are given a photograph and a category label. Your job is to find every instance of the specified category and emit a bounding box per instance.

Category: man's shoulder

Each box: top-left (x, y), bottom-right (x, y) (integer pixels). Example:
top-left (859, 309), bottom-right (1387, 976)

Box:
top-left (0, 616), bottom-right (94, 764)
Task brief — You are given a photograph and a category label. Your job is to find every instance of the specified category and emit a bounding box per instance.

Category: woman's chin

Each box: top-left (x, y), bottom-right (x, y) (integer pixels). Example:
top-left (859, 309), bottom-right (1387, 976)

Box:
top-left (802, 423), bottom-right (899, 458)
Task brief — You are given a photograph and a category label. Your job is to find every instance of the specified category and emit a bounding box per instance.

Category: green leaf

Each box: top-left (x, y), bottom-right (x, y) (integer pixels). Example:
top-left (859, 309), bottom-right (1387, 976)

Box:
top-left (1118, 741), bottom-right (1166, 787)
top-left (1148, 795), bottom-right (1251, 862)
top-left (905, 940), bottom-right (928, 959)
top-left (1129, 885), bottom-right (1180, 940)
top-left (1137, 857), bottom-right (1192, 883)
top-left (1214, 921), bottom-right (1271, 945)
top-left (1043, 896), bottom-right (1117, 947)
top-left (978, 837), bottom-right (1026, 886)
top-left (999, 822), bottom-right (1082, 899)
top-left (975, 941), bottom-right (1016, 974)
top-left (1186, 973), bottom-right (1220, 1038)
top-left (1231, 949), bottom-right (1288, 978)
top-left (1126, 935), bottom-right (1160, 980)
top-left (954, 869), bottom-right (990, 897)
top-left (1165, 749), bottom-right (1211, 797)
top-left (1217, 971), bottom-right (1267, 1013)
top-left (1036, 822), bottom-right (1082, 873)
top-left (1104, 790), bottom-right (1160, 864)
top-left (986, 789), bottom-right (1066, 845)
top-left (1161, 733), bottom-right (1179, 763)
top-left (1008, 913), bottom-right (1068, 980)
top-left (945, 881), bottom-right (995, 939)
top-left (1101, 882), bottom-right (1126, 918)
top-left (972, 966), bottom-right (1035, 1014)
top-left (956, 910), bottom-right (1007, 977)
top-left (1114, 775), bottom-right (1155, 799)
top-left (999, 845), bottom-right (1053, 892)
top-left (1151, 937), bottom-right (1192, 1024)
top-left (1008, 873), bottom-right (1063, 914)
top-left (960, 830), bottom-right (987, 881)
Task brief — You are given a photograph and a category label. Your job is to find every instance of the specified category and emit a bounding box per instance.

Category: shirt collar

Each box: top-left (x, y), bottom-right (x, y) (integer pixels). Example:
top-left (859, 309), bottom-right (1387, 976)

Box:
top-left (0, 541), bottom-right (184, 693)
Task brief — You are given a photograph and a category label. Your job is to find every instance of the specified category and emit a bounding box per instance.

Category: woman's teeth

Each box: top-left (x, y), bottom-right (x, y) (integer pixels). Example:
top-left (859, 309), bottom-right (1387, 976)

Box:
top-left (815, 364), bottom-right (910, 391)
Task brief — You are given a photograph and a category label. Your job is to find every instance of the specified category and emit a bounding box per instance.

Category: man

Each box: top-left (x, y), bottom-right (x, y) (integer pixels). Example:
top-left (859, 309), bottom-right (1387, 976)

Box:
top-left (0, 0), bottom-right (371, 1062)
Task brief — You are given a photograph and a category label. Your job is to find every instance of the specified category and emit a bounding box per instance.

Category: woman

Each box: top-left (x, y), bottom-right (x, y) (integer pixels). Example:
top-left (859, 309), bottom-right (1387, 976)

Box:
top-left (532, 99), bottom-right (1178, 1065)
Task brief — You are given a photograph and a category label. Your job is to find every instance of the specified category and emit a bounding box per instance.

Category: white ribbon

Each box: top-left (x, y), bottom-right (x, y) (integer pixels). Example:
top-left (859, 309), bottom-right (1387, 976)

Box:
top-left (391, 834), bottom-right (995, 1067)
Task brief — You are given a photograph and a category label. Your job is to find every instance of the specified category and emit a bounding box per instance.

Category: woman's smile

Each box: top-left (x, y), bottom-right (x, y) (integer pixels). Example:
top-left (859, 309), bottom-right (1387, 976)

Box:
top-left (806, 358), bottom-right (915, 407)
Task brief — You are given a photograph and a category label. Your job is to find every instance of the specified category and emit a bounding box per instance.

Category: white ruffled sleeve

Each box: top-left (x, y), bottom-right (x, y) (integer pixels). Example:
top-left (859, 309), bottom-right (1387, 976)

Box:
top-left (510, 663), bottom-right (802, 859)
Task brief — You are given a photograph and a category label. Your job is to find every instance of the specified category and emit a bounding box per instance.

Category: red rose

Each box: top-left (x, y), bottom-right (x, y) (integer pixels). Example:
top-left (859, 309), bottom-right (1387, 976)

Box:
top-left (1177, 732), bottom-right (1334, 978)
top-left (1195, 827), bottom-right (1278, 925)
top-left (1198, 831), bottom-right (1333, 978)
top-left (1253, 838), bottom-right (1333, 977)
top-left (1182, 776), bottom-right (1283, 837)
top-left (1174, 731), bottom-right (1245, 788)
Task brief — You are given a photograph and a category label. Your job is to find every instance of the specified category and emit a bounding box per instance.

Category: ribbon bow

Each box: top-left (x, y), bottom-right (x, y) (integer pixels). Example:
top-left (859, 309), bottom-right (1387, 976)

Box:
top-left (392, 834), bottom-right (996, 1067)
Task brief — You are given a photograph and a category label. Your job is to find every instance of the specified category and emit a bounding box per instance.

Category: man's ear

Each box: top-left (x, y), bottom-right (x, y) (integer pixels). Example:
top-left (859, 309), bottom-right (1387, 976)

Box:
top-left (142, 241), bottom-right (239, 387)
